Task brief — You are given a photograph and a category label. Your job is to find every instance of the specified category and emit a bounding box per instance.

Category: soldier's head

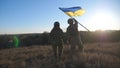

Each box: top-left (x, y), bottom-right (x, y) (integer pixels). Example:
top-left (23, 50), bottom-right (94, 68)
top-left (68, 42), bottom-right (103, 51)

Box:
top-left (68, 18), bottom-right (74, 25)
top-left (54, 21), bottom-right (60, 27)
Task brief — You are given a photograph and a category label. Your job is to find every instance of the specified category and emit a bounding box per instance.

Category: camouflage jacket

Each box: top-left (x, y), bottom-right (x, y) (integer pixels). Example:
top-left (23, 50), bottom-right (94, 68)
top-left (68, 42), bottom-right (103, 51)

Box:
top-left (50, 27), bottom-right (64, 45)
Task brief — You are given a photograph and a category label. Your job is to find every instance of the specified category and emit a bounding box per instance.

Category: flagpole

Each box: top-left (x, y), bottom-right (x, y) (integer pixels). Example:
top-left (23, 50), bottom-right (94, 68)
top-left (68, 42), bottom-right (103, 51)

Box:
top-left (59, 7), bottom-right (90, 32)
top-left (70, 17), bottom-right (91, 32)
top-left (74, 18), bottom-right (91, 32)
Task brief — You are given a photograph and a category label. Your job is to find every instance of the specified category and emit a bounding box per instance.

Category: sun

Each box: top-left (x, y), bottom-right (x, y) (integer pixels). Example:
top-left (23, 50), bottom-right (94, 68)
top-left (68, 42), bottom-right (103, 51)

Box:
top-left (86, 11), bottom-right (118, 31)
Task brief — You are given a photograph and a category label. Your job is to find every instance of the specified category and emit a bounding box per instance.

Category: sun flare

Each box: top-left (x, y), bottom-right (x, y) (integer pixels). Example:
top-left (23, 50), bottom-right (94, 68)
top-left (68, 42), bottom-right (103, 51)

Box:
top-left (86, 11), bottom-right (118, 31)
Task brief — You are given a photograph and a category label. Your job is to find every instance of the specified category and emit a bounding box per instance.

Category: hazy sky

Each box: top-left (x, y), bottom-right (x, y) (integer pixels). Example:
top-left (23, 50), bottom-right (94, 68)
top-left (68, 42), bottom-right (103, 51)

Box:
top-left (0, 0), bottom-right (120, 34)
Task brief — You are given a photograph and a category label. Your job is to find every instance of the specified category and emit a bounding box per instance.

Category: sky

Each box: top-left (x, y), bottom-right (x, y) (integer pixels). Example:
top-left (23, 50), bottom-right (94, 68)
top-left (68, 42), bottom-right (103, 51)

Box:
top-left (0, 0), bottom-right (120, 34)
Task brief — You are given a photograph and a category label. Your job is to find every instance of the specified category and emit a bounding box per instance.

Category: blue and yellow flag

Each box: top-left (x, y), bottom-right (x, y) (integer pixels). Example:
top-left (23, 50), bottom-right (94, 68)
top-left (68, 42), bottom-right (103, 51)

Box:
top-left (59, 7), bottom-right (85, 17)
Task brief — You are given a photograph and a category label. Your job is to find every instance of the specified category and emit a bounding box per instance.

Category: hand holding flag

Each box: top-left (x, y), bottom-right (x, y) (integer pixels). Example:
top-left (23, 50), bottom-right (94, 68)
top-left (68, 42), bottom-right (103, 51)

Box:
top-left (59, 6), bottom-right (90, 32)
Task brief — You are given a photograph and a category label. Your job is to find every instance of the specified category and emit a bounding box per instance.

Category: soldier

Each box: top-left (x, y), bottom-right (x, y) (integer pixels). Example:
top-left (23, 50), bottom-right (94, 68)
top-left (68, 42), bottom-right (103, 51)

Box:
top-left (66, 18), bottom-right (83, 56)
top-left (50, 22), bottom-right (64, 60)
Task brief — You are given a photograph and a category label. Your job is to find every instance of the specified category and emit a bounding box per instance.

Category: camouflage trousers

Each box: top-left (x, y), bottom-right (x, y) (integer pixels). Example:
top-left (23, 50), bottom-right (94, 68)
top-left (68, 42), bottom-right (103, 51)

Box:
top-left (69, 37), bottom-right (83, 57)
top-left (52, 44), bottom-right (63, 60)
top-left (70, 43), bottom-right (83, 55)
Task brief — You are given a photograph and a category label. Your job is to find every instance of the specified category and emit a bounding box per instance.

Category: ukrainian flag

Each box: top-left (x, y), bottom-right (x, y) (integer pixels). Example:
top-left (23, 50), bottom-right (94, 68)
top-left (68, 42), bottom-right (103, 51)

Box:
top-left (59, 7), bottom-right (85, 17)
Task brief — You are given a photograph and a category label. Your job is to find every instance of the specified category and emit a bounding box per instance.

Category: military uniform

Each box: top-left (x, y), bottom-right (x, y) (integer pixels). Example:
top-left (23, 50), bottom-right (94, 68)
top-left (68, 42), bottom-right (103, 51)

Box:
top-left (50, 22), bottom-right (64, 59)
top-left (67, 18), bottom-right (83, 55)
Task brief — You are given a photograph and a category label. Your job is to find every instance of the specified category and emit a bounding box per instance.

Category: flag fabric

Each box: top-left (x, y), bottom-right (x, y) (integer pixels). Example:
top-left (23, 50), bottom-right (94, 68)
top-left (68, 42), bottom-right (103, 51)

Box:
top-left (59, 7), bottom-right (85, 17)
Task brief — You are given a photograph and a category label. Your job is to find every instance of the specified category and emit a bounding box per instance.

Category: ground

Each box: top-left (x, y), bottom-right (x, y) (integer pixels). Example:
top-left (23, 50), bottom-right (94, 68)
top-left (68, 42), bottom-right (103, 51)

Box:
top-left (0, 42), bottom-right (120, 68)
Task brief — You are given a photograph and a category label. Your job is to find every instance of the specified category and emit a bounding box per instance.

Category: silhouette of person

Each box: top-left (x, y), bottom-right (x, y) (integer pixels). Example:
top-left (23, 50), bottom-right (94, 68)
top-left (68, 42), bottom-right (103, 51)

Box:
top-left (50, 21), bottom-right (64, 60)
top-left (66, 18), bottom-right (83, 56)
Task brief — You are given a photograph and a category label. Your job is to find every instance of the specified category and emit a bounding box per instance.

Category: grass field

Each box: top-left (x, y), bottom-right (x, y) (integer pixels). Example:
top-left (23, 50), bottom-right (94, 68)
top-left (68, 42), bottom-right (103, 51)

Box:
top-left (0, 42), bottom-right (120, 68)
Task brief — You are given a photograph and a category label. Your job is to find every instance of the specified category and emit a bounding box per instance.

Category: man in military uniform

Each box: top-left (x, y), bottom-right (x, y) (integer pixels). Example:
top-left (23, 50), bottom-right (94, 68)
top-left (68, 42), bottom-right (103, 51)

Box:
top-left (50, 22), bottom-right (64, 60)
top-left (66, 18), bottom-right (83, 56)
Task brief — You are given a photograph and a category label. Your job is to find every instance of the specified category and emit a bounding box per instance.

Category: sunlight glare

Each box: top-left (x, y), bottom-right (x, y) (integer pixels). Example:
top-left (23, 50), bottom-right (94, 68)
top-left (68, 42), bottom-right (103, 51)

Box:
top-left (86, 11), bottom-right (118, 31)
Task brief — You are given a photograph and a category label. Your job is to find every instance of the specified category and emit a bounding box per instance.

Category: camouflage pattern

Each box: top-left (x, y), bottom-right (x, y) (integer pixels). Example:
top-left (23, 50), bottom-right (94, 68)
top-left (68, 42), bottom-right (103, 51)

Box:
top-left (67, 18), bottom-right (83, 53)
top-left (50, 22), bottom-right (64, 59)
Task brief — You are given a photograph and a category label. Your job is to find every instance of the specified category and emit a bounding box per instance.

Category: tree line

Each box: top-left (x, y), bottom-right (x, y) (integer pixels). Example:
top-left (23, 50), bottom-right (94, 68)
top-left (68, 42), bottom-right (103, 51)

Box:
top-left (0, 30), bottom-right (120, 49)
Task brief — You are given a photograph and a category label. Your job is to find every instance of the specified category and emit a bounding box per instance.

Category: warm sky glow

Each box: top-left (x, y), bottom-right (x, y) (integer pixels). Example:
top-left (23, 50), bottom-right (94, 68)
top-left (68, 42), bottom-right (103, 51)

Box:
top-left (86, 11), bottom-right (119, 31)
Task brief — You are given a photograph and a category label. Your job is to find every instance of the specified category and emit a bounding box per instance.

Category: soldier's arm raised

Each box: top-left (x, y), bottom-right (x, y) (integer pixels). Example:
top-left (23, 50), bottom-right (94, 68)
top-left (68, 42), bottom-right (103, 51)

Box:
top-left (73, 18), bottom-right (78, 28)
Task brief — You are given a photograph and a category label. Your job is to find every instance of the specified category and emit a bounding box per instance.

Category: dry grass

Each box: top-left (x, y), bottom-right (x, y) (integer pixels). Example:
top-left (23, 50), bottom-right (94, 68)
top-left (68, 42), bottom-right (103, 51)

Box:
top-left (0, 42), bottom-right (120, 68)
